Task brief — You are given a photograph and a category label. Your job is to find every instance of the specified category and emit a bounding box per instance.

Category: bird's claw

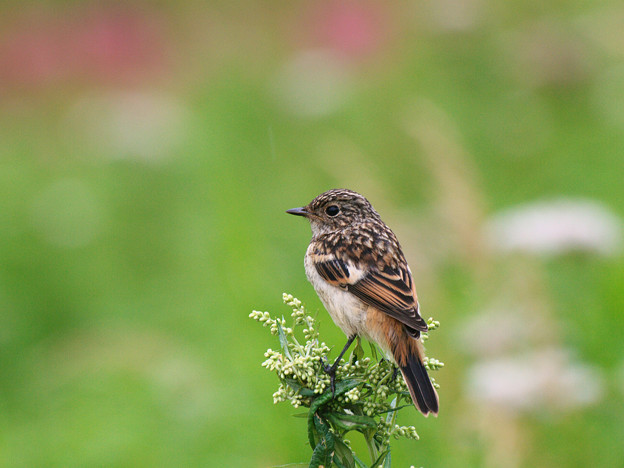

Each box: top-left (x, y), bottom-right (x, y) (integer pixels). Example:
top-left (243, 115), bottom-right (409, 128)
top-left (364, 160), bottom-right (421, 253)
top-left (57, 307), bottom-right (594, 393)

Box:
top-left (321, 356), bottom-right (333, 374)
top-left (321, 357), bottom-right (337, 397)
top-left (391, 365), bottom-right (399, 383)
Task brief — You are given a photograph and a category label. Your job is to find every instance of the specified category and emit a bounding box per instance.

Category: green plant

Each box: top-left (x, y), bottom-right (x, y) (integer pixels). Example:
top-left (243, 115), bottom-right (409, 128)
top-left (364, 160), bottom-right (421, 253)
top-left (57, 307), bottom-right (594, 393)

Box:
top-left (250, 294), bottom-right (443, 468)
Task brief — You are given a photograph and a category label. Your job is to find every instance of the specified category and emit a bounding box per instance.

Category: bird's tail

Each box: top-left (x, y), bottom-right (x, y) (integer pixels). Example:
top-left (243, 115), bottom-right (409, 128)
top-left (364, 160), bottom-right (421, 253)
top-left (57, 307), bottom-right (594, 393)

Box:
top-left (395, 340), bottom-right (439, 417)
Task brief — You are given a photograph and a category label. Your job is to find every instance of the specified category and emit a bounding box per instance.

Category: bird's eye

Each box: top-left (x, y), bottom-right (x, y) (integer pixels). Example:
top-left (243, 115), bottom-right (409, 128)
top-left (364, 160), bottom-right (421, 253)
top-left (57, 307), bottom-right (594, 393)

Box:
top-left (325, 205), bottom-right (340, 217)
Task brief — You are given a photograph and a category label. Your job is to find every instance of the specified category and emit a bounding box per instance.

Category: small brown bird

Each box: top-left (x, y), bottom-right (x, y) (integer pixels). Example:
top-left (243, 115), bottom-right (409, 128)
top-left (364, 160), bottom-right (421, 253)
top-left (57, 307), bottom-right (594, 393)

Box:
top-left (287, 189), bottom-right (439, 416)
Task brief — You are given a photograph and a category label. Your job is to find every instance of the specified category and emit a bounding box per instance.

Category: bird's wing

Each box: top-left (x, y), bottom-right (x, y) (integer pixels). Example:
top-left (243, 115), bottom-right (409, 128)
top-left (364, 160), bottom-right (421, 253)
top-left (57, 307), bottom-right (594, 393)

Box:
top-left (315, 258), bottom-right (428, 333)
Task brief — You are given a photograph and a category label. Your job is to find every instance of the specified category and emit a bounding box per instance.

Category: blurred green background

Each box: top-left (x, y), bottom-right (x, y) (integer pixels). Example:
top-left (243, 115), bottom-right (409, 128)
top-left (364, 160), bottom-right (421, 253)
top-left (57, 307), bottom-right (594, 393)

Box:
top-left (1, 1), bottom-right (624, 467)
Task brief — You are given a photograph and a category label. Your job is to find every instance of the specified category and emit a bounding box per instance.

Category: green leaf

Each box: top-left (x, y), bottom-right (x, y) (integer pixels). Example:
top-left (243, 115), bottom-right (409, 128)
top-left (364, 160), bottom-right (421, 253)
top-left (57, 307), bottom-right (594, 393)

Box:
top-left (309, 441), bottom-right (327, 468)
top-left (277, 320), bottom-right (292, 360)
top-left (382, 451), bottom-right (392, 468)
top-left (332, 452), bottom-right (349, 468)
top-left (309, 413), bottom-right (334, 467)
top-left (371, 449), bottom-right (390, 468)
top-left (376, 403), bottom-right (413, 416)
top-left (283, 377), bottom-right (316, 397)
top-left (307, 412), bottom-right (318, 449)
top-left (352, 337), bottom-right (364, 362)
top-left (314, 414), bottom-right (335, 466)
top-left (325, 412), bottom-right (377, 432)
top-left (352, 453), bottom-right (369, 468)
top-left (307, 379), bottom-right (361, 448)
top-left (368, 342), bottom-right (379, 361)
top-left (307, 380), bottom-right (364, 464)
top-left (333, 439), bottom-right (355, 468)
top-left (308, 379), bottom-right (360, 431)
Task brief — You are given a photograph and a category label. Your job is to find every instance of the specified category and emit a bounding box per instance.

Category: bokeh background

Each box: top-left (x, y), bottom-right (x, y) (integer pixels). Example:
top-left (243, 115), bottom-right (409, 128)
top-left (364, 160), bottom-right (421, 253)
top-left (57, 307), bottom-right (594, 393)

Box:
top-left (1, 1), bottom-right (624, 467)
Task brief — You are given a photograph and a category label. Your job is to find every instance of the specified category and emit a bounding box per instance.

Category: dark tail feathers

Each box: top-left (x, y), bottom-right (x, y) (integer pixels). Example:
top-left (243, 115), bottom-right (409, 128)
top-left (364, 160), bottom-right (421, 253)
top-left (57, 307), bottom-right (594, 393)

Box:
top-left (399, 352), bottom-right (439, 416)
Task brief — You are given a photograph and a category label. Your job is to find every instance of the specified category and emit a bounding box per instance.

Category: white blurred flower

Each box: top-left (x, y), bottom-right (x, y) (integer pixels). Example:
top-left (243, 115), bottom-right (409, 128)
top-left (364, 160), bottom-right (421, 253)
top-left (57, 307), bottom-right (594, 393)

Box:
top-left (271, 49), bottom-right (352, 118)
top-left (485, 198), bottom-right (623, 256)
top-left (426, 0), bottom-right (483, 32)
top-left (467, 348), bottom-right (603, 411)
top-left (457, 306), bottom-right (536, 356)
top-left (64, 90), bottom-right (192, 163)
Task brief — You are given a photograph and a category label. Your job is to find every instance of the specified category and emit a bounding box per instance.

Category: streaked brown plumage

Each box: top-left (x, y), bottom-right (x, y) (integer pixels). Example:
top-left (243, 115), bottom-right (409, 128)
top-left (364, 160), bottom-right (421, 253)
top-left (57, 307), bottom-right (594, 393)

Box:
top-left (287, 189), bottom-right (439, 416)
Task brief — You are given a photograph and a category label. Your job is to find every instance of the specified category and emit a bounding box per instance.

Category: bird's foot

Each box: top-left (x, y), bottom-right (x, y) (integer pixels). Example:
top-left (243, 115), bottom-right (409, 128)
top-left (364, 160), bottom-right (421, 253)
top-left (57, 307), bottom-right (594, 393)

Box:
top-left (321, 356), bottom-right (332, 374)
top-left (321, 357), bottom-right (338, 397)
top-left (391, 365), bottom-right (399, 383)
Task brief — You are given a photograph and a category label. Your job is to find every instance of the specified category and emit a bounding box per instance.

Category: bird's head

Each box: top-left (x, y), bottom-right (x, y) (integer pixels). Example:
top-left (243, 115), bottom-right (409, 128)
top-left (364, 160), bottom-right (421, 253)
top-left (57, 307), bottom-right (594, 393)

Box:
top-left (286, 189), bottom-right (381, 236)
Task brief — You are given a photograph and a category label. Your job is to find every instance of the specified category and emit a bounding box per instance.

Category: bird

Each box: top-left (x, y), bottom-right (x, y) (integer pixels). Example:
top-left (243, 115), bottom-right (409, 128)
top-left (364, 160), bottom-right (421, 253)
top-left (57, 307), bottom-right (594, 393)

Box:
top-left (286, 189), bottom-right (439, 416)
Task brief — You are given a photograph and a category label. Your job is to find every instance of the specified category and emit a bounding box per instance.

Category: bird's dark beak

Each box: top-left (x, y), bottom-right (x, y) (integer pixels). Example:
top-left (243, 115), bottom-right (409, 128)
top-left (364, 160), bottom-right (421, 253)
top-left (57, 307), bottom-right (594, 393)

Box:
top-left (286, 207), bottom-right (309, 217)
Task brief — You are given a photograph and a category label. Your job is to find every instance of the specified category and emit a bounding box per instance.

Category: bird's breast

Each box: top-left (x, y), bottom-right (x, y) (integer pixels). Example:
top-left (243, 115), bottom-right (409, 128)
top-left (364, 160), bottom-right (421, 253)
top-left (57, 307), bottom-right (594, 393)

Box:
top-left (304, 250), bottom-right (368, 338)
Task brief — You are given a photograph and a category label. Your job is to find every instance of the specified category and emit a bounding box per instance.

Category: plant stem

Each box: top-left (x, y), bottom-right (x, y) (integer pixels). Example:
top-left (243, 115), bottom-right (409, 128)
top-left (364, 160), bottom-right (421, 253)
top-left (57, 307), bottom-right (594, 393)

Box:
top-left (364, 428), bottom-right (379, 465)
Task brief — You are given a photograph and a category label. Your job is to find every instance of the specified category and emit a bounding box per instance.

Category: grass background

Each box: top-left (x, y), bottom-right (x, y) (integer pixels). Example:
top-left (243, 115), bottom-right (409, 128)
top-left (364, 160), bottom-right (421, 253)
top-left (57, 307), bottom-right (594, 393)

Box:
top-left (1, 1), bottom-right (623, 467)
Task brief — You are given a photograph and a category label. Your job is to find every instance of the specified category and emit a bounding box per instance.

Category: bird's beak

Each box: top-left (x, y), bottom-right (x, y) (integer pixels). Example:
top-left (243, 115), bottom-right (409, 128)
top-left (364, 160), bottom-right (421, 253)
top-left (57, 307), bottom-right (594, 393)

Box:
top-left (286, 207), bottom-right (309, 217)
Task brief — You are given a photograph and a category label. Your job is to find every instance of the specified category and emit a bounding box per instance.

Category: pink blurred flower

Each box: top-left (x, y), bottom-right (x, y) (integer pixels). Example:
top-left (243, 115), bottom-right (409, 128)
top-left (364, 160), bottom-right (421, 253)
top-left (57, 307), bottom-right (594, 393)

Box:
top-left (300, 0), bottom-right (392, 60)
top-left (0, 5), bottom-right (168, 90)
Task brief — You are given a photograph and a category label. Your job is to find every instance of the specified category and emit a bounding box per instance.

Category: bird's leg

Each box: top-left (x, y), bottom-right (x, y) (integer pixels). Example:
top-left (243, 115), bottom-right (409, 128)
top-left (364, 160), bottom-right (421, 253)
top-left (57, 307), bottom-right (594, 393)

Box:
top-left (323, 335), bottom-right (357, 374)
top-left (391, 365), bottom-right (399, 382)
top-left (322, 335), bottom-right (356, 396)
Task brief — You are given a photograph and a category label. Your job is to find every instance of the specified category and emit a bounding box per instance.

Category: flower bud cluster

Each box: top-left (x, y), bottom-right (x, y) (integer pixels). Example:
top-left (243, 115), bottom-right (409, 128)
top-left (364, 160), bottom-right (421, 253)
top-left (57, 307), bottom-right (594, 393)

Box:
top-left (376, 420), bottom-right (394, 447)
top-left (283, 293), bottom-right (305, 324)
top-left (391, 424), bottom-right (419, 440)
top-left (343, 387), bottom-right (361, 403)
top-left (426, 318), bottom-right (441, 330)
top-left (272, 383), bottom-right (305, 407)
top-left (362, 401), bottom-right (385, 417)
top-left (421, 318), bottom-right (441, 343)
top-left (252, 293), bottom-right (442, 448)
top-left (249, 310), bottom-right (292, 336)
top-left (425, 357), bottom-right (444, 371)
